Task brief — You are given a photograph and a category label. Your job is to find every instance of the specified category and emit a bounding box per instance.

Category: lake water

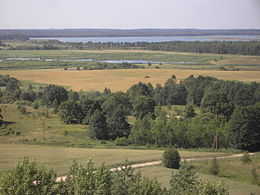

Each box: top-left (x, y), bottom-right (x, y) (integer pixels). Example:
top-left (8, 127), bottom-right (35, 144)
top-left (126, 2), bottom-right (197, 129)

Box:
top-left (30, 35), bottom-right (260, 43)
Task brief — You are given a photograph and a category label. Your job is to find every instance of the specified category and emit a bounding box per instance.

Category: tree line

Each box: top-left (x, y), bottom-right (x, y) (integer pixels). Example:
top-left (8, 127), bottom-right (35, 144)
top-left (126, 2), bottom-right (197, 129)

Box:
top-left (4, 39), bottom-right (260, 56)
top-left (0, 74), bottom-right (260, 151)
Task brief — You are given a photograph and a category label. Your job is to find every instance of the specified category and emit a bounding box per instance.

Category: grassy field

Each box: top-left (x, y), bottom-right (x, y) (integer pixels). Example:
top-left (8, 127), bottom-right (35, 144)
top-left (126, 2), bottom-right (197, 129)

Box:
top-left (0, 49), bottom-right (260, 70)
top-left (1, 68), bottom-right (260, 92)
top-left (0, 104), bottom-right (231, 176)
top-left (188, 153), bottom-right (260, 185)
top-left (140, 165), bottom-right (260, 195)
top-left (0, 143), bottom-right (230, 176)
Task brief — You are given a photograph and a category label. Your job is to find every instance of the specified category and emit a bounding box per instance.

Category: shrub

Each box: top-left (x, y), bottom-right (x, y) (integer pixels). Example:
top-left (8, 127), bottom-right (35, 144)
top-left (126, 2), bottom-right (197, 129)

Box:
top-left (170, 163), bottom-right (198, 194)
top-left (197, 180), bottom-right (229, 195)
top-left (17, 105), bottom-right (26, 114)
top-left (241, 151), bottom-right (251, 163)
top-left (162, 147), bottom-right (181, 169)
top-left (0, 158), bottom-right (57, 194)
top-left (209, 157), bottom-right (220, 175)
top-left (32, 102), bottom-right (39, 109)
top-left (115, 137), bottom-right (130, 146)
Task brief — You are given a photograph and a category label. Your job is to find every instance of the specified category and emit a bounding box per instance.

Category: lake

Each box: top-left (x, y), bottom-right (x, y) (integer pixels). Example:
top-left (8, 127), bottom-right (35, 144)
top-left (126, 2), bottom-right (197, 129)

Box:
top-left (30, 35), bottom-right (260, 43)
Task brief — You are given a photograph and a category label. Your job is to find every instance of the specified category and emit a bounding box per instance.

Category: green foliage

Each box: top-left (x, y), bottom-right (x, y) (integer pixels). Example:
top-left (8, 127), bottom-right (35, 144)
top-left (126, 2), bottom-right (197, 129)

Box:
top-left (0, 157), bottom-right (57, 195)
top-left (127, 82), bottom-right (154, 100)
top-left (184, 105), bottom-right (196, 118)
top-left (68, 91), bottom-right (79, 102)
top-left (228, 103), bottom-right (260, 151)
top-left (17, 105), bottom-right (27, 114)
top-left (133, 96), bottom-right (156, 119)
top-left (60, 159), bottom-right (166, 195)
top-left (201, 92), bottom-right (234, 119)
top-left (241, 151), bottom-right (252, 163)
top-left (163, 147), bottom-right (181, 169)
top-left (59, 101), bottom-right (84, 124)
top-left (89, 109), bottom-right (108, 140)
top-left (170, 163), bottom-right (229, 195)
top-left (209, 157), bottom-right (220, 175)
top-left (80, 98), bottom-right (101, 125)
top-left (170, 163), bottom-right (198, 194)
top-left (32, 102), bottom-right (39, 109)
top-left (42, 84), bottom-right (68, 106)
top-left (102, 93), bottom-right (131, 140)
top-left (114, 137), bottom-right (130, 146)
top-left (197, 180), bottom-right (229, 195)
top-left (105, 105), bottom-right (130, 140)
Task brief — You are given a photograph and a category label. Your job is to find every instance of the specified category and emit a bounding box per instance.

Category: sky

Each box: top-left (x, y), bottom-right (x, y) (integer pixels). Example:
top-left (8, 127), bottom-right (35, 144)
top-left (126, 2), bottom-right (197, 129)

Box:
top-left (0, 0), bottom-right (260, 29)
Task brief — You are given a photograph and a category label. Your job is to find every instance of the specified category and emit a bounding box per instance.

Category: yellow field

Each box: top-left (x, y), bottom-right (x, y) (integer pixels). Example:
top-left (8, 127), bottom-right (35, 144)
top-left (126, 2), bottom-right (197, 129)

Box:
top-left (1, 68), bottom-right (260, 91)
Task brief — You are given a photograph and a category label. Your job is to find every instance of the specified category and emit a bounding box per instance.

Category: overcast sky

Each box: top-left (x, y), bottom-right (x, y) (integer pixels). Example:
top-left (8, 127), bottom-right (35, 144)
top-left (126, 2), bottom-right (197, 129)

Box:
top-left (1, 0), bottom-right (260, 29)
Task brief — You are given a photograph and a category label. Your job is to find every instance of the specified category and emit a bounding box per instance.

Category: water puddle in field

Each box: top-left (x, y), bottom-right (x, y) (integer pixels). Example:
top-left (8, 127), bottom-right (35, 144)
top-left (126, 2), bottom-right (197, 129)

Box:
top-left (0, 58), bottom-right (195, 64)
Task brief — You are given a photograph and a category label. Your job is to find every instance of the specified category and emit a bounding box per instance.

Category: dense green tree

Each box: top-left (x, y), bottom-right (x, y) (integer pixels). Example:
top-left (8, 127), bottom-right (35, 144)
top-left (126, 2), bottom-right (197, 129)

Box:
top-left (80, 99), bottom-right (101, 125)
top-left (0, 158), bottom-right (57, 195)
top-left (68, 91), bottom-right (79, 102)
top-left (127, 82), bottom-right (154, 100)
top-left (129, 116), bottom-right (154, 145)
top-left (59, 101), bottom-right (84, 124)
top-left (106, 105), bottom-right (130, 140)
top-left (101, 93), bottom-right (131, 140)
top-left (5, 79), bottom-right (20, 91)
top-left (184, 105), bottom-right (196, 118)
top-left (162, 148), bottom-right (181, 169)
top-left (89, 109), bottom-right (108, 140)
top-left (182, 75), bottom-right (217, 106)
top-left (153, 84), bottom-right (164, 105)
top-left (102, 92), bottom-right (131, 116)
top-left (133, 96), bottom-right (156, 119)
top-left (201, 92), bottom-right (234, 119)
top-left (20, 90), bottom-right (37, 102)
top-left (228, 103), bottom-right (260, 151)
top-left (42, 85), bottom-right (68, 106)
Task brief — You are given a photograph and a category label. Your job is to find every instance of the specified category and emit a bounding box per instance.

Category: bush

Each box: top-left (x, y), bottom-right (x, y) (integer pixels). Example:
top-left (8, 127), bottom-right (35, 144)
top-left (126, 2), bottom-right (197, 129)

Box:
top-left (241, 151), bottom-right (251, 163)
top-left (170, 163), bottom-right (198, 194)
top-left (115, 137), bottom-right (130, 146)
top-left (197, 180), bottom-right (229, 195)
top-left (0, 158), bottom-right (57, 194)
top-left (17, 105), bottom-right (26, 114)
top-left (32, 102), bottom-right (39, 109)
top-left (209, 157), bottom-right (220, 175)
top-left (162, 147), bottom-right (181, 169)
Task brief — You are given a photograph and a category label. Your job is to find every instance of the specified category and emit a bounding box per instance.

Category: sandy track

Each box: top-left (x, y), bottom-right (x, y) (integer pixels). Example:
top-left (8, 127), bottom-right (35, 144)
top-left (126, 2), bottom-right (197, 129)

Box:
top-left (56, 152), bottom-right (255, 182)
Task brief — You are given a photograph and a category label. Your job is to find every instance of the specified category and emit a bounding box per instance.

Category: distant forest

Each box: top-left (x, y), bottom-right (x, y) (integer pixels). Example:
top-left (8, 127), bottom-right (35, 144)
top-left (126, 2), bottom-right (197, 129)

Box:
top-left (9, 39), bottom-right (260, 56)
top-left (1, 28), bottom-right (260, 40)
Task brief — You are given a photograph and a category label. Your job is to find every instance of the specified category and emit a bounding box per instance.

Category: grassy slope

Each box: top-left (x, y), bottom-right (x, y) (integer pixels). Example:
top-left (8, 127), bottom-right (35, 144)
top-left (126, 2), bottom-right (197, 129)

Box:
top-left (140, 165), bottom-right (260, 195)
top-left (0, 143), bottom-right (229, 176)
top-left (0, 104), bottom-right (229, 176)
